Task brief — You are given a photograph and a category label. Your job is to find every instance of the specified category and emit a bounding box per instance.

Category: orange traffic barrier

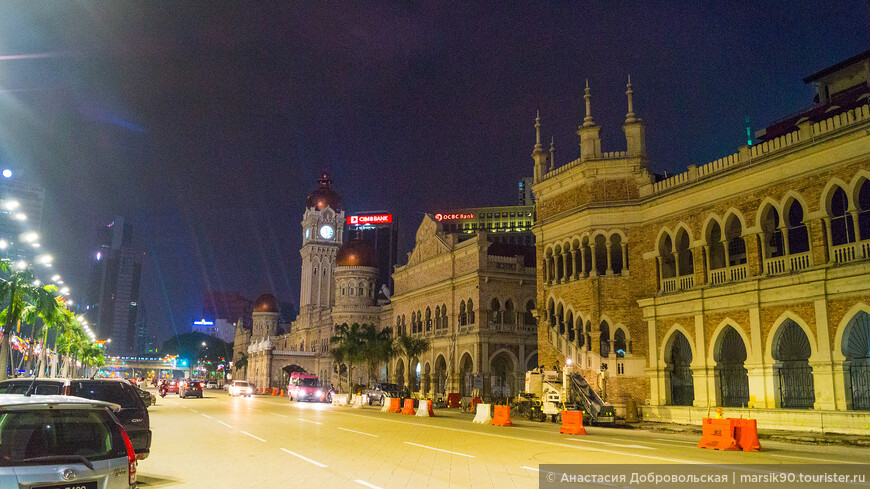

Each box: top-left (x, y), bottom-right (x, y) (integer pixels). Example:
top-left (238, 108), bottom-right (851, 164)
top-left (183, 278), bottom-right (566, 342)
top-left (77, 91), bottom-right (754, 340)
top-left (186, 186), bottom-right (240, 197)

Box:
top-left (697, 418), bottom-right (739, 451)
top-left (490, 405), bottom-right (513, 427)
top-left (401, 399), bottom-right (416, 415)
top-left (734, 418), bottom-right (761, 452)
top-left (447, 393), bottom-right (461, 408)
top-left (272, 389), bottom-right (278, 396)
top-left (387, 397), bottom-right (402, 413)
top-left (559, 410), bottom-right (588, 435)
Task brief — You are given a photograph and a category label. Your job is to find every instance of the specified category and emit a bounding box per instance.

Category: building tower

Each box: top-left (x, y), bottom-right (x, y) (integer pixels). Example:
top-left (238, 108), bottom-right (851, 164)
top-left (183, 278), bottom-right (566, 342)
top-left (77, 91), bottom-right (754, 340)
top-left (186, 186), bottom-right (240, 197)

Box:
top-left (251, 293), bottom-right (280, 339)
top-left (332, 235), bottom-right (380, 326)
top-left (299, 172), bottom-right (345, 312)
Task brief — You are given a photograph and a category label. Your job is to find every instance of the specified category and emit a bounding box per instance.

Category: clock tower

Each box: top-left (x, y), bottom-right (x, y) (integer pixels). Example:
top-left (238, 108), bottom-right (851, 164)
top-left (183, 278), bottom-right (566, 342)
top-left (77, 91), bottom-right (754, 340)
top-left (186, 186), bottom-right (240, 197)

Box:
top-left (300, 171), bottom-right (344, 311)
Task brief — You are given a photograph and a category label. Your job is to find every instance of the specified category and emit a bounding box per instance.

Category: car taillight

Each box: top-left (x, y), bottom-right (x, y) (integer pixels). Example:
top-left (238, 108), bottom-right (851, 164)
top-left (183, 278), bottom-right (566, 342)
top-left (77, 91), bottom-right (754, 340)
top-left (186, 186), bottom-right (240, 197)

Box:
top-left (119, 425), bottom-right (137, 486)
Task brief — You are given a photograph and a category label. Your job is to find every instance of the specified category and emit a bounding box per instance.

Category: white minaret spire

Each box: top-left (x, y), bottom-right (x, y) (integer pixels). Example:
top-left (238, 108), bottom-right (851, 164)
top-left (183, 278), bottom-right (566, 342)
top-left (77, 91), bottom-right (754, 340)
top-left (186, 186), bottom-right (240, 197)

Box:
top-left (549, 136), bottom-right (556, 171)
top-left (583, 79), bottom-right (595, 127)
top-left (625, 75), bottom-right (637, 124)
top-left (534, 111), bottom-right (543, 152)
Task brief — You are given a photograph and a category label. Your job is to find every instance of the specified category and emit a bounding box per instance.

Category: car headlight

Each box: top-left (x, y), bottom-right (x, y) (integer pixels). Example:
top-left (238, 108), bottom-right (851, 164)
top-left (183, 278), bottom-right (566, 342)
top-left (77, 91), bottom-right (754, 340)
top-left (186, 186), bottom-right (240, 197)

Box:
top-left (315, 390), bottom-right (322, 396)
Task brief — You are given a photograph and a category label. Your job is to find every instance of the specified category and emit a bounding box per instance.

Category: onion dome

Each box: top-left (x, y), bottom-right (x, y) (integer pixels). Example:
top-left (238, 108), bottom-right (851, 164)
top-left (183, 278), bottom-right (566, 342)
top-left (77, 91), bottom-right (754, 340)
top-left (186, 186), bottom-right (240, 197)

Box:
top-left (306, 171), bottom-right (343, 212)
top-left (336, 236), bottom-right (377, 267)
top-left (253, 293), bottom-right (279, 313)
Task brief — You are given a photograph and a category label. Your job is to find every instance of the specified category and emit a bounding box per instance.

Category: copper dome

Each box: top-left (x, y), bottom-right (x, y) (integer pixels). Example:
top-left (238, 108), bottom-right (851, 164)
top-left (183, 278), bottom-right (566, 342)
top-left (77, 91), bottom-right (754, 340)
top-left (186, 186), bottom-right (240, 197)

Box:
top-left (306, 171), bottom-right (343, 212)
top-left (253, 293), bottom-right (279, 313)
top-left (336, 237), bottom-right (378, 267)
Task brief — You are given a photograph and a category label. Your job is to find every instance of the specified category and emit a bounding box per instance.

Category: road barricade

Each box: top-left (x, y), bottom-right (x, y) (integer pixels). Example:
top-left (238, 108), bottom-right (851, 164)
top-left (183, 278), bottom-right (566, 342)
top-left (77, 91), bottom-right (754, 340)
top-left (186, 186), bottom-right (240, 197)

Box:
top-left (559, 410), bottom-right (588, 435)
top-left (381, 397), bottom-right (391, 412)
top-left (471, 397), bottom-right (482, 412)
top-left (387, 397), bottom-right (402, 413)
top-left (416, 400), bottom-right (435, 417)
top-left (733, 418), bottom-right (761, 452)
top-left (332, 394), bottom-right (350, 406)
top-left (352, 395), bottom-right (366, 409)
top-left (401, 399), bottom-right (416, 415)
top-left (472, 403), bottom-right (492, 424)
top-left (491, 405), bottom-right (513, 427)
top-left (446, 393), bottom-right (461, 408)
top-left (697, 418), bottom-right (739, 451)
top-left (272, 388), bottom-right (279, 396)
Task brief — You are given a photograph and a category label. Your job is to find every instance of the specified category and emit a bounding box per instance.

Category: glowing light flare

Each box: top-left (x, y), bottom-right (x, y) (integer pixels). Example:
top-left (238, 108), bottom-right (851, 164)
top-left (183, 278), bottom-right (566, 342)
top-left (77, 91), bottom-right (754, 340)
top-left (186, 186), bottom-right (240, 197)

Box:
top-left (2, 200), bottom-right (19, 211)
top-left (14, 213), bottom-right (27, 221)
top-left (22, 232), bottom-right (38, 242)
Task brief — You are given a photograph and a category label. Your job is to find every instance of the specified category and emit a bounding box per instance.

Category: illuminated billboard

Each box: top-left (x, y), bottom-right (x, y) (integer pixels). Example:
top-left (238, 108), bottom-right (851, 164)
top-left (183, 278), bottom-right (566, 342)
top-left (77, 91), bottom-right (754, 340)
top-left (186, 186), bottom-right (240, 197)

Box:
top-left (434, 212), bottom-right (474, 221)
top-left (347, 214), bottom-right (392, 225)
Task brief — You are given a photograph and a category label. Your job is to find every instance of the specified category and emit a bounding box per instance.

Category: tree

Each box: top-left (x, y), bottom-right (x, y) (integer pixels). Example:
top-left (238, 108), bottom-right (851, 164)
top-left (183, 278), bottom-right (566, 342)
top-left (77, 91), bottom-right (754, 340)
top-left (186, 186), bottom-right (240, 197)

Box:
top-left (21, 292), bottom-right (66, 377)
top-left (329, 323), bottom-right (365, 393)
top-left (80, 342), bottom-right (105, 377)
top-left (360, 324), bottom-right (393, 383)
top-left (394, 333), bottom-right (431, 395)
top-left (0, 261), bottom-right (62, 380)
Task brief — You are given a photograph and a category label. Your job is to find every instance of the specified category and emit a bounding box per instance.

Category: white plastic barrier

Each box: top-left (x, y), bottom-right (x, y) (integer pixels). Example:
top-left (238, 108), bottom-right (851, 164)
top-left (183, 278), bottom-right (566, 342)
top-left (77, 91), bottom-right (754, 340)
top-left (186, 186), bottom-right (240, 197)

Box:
top-left (332, 394), bottom-right (350, 406)
top-left (416, 399), bottom-right (434, 417)
top-left (380, 397), bottom-right (391, 412)
top-left (352, 394), bottom-right (366, 408)
top-left (472, 403), bottom-right (492, 424)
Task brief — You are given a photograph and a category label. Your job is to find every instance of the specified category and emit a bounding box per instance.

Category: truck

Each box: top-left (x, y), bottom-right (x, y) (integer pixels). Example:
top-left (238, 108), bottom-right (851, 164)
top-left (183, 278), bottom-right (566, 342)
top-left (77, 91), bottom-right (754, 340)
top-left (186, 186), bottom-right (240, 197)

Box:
top-left (514, 364), bottom-right (616, 425)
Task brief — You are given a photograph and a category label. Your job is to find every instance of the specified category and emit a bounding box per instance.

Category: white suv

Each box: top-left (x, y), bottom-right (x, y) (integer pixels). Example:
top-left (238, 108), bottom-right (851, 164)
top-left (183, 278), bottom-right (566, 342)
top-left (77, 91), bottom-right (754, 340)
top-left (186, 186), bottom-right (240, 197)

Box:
top-left (228, 380), bottom-right (254, 397)
top-left (0, 394), bottom-right (137, 489)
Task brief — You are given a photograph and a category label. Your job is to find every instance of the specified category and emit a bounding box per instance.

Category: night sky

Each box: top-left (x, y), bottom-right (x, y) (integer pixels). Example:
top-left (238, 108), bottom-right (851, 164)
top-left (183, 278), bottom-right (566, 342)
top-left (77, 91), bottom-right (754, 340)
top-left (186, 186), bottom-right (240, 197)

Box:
top-left (0, 2), bottom-right (867, 342)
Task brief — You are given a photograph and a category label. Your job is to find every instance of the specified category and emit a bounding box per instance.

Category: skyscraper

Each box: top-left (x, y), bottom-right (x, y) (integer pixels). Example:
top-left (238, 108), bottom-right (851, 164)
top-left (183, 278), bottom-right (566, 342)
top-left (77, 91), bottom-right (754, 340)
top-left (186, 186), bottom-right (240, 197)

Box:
top-left (0, 173), bottom-right (45, 264)
top-left (85, 217), bottom-right (143, 356)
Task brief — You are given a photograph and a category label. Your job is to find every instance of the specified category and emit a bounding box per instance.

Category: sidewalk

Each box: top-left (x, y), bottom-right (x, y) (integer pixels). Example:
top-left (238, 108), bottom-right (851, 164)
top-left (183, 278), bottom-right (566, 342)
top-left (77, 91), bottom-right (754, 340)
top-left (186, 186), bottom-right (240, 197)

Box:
top-left (635, 420), bottom-right (870, 446)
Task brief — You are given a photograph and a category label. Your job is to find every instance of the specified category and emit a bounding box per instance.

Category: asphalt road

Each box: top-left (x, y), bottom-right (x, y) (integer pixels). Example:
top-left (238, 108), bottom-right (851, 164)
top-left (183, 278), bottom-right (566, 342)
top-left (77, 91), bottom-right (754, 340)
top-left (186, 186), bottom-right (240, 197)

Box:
top-left (137, 389), bottom-right (870, 489)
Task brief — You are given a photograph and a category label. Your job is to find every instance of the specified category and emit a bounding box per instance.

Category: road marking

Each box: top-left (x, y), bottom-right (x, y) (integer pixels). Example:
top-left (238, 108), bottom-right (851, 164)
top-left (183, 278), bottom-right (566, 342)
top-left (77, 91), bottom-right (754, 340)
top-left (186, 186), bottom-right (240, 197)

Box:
top-left (189, 409), bottom-right (198, 413)
top-left (280, 448), bottom-right (327, 468)
top-left (650, 437), bottom-right (697, 445)
top-left (355, 480), bottom-right (383, 489)
top-left (298, 418), bottom-right (322, 425)
top-left (521, 466), bottom-right (539, 472)
top-left (216, 420), bottom-right (233, 428)
top-left (403, 441), bottom-right (475, 458)
top-left (241, 431), bottom-right (267, 442)
top-left (338, 427), bottom-right (379, 437)
top-left (567, 438), bottom-right (655, 450)
top-left (201, 414), bottom-right (213, 419)
top-left (270, 412), bottom-right (288, 418)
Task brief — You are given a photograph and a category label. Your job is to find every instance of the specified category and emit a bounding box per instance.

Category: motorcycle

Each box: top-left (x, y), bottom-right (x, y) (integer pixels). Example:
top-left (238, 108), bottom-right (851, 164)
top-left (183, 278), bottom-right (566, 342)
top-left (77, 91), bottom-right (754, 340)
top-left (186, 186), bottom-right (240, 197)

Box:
top-left (159, 385), bottom-right (168, 398)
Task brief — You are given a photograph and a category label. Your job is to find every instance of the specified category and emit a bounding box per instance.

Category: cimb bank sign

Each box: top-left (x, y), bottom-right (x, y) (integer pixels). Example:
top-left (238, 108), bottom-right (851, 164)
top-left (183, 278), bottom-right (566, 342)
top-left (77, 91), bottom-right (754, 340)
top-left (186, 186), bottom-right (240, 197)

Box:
top-left (347, 214), bottom-right (392, 225)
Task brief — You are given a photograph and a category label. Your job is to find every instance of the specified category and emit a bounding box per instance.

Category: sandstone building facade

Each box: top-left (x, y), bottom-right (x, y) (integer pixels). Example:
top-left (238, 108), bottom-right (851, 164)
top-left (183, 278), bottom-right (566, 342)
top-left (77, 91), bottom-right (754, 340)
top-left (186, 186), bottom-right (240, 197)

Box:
top-left (532, 54), bottom-right (870, 432)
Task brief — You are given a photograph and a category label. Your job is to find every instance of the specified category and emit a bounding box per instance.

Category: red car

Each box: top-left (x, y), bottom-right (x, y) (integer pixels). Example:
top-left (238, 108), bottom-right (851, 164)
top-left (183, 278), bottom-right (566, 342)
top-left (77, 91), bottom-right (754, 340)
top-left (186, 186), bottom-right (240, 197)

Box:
top-left (160, 380), bottom-right (179, 393)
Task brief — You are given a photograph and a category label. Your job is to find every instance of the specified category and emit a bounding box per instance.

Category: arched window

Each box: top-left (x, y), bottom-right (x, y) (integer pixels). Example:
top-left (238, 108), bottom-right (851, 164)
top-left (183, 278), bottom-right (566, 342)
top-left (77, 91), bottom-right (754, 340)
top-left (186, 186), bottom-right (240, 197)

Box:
top-left (659, 234), bottom-right (675, 279)
top-left (599, 322), bottom-right (611, 357)
top-left (425, 307), bottom-right (432, 332)
top-left (349, 281), bottom-right (356, 296)
top-left (772, 320), bottom-right (815, 409)
top-left (614, 328), bottom-right (627, 358)
top-left (504, 299), bottom-right (515, 325)
top-left (667, 331), bottom-right (694, 406)
top-left (341, 286), bottom-right (346, 296)
top-left (467, 299), bottom-right (475, 324)
top-left (786, 200), bottom-right (810, 254)
top-left (411, 311), bottom-right (417, 333)
top-left (858, 180), bottom-right (870, 240)
top-left (547, 300), bottom-right (556, 328)
top-left (566, 312), bottom-right (574, 342)
top-left (359, 284), bottom-right (365, 297)
top-left (675, 228), bottom-right (694, 275)
top-left (760, 205), bottom-right (784, 258)
top-left (844, 311), bottom-right (870, 410)
top-left (707, 221), bottom-right (726, 270)
top-left (585, 321), bottom-right (592, 351)
top-left (401, 315), bottom-right (406, 335)
top-left (610, 234), bottom-right (624, 274)
top-left (490, 298), bottom-right (502, 324)
top-left (441, 303), bottom-right (448, 328)
top-left (724, 217), bottom-right (745, 266)
top-left (556, 304), bottom-right (565, 335)
top-left (715, 326), bottom-right (749, 407)
top-left (594, 235), bottom-right (608, 275)
top-left (459, 301), bottom-right (467, 326)
top-left (830, 186), bottom-right (856, 246)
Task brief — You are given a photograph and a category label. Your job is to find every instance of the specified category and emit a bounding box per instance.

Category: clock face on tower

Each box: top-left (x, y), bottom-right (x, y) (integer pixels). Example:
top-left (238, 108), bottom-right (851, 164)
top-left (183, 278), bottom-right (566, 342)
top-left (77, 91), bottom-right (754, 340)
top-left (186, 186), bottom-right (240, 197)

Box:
top-left (319, 224), bottom-right (335, 240)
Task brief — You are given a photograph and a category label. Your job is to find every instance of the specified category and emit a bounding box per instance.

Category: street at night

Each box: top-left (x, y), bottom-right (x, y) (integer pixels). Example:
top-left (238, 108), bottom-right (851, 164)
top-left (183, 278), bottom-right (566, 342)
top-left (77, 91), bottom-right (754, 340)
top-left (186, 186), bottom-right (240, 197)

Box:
top-left (139, 390), bottom-right (870, 489)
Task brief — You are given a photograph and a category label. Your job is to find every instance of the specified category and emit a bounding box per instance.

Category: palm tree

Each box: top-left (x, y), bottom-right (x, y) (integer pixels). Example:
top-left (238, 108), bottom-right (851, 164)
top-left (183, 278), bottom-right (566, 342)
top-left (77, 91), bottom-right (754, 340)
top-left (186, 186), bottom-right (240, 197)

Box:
top-left (360, 324), bottom-right (393, 383)
top-left (0, 261), bottom-right (62, 380)
top-left (394, 333), bottom-right (430, 395)
top-left (330, 323), bottom-right (364, 393)
top-left (54, 311), bottom-right (83, 377)
top-left (80, 342), bottom-right (105, 377)
top-left (21, 291), bottom-right (64, 377)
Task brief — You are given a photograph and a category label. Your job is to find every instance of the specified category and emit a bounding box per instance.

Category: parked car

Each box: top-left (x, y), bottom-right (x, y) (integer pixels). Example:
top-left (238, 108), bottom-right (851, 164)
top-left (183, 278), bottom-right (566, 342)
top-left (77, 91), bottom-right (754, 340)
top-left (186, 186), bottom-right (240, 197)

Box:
top-left (364, 382), bottom-right (400, 406)
top-left (134, 385), bottom-right (155, 406)
top-left (179, 380), bottom-right (203, 399)
top-left (205, 381), bottom-right (218, 390)
top-left (0, 394), bottom-right (138, 488)
top-left (228, 380), bottom-right (253, 397)
top-left (0, 378), bottom-right (152, 460)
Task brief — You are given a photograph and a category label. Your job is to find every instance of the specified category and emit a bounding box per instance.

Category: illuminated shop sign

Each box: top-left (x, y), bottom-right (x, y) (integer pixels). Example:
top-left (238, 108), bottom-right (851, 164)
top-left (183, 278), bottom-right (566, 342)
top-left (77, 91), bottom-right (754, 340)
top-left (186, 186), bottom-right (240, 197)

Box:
top-left (193, 319), bottom-right (214, 326)
top-left (434, 213), bottom-right (474, 221)
top-left (347, 214), bottom-right (392, 225)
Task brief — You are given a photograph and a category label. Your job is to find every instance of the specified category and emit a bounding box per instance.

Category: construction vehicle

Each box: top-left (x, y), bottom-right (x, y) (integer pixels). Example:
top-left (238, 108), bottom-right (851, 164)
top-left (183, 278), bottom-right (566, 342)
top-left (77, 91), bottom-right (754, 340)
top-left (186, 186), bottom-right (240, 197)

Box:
top-left (514, 363), bottom-right (616, 424)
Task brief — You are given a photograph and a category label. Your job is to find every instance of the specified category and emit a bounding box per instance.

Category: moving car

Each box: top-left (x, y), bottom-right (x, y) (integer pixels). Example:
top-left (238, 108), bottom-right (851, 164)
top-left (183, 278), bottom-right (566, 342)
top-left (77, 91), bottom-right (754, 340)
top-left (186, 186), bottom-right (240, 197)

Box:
top-left (179, 379), bottom-right (203, 399)
top-left (364, 383), bottom-right (400, 406)
top-left (0, 394), bottom-right (137, 488)
top-left (287, 372), bottom-right (325, 402)
top-left (0, 378), bottom-right (152, 460)
top-left (205, 381), bottom-right (219, 389)
top-left (228, 380), bottom-right (253, 397)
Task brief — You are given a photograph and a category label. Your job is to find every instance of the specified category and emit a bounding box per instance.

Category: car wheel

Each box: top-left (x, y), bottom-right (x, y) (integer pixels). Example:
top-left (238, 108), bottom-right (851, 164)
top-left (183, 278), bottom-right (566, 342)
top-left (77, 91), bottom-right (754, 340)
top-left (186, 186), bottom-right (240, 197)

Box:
top-left (368, 397), bottom-right (373, 406)
top-left (379, 397), bottom-right (385, 406)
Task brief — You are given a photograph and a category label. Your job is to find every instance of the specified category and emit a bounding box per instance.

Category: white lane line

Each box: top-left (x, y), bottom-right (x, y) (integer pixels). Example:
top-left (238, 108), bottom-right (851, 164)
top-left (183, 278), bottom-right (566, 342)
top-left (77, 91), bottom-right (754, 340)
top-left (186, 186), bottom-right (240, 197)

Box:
top-left (216, 420), bottom-right (233, 428)
top-left (189, 409), bottom-right (198, 413)
top-left (280, 448), bottom-right (328, 468)
top-left (241, 431), bottom-right (267, 442)
top-left (521, 466), bottom-right (539, 472)
top-left (201, 414), bottom-right (213, 419)
top-left (650, 437), bottom-right (697, 445)
top-left (403, 441), bottom-right (475, 458)
top-left (270, 412), bottom-right (288, 418)
top-left (298, 418), bottom-right (322, 425)
top-left (567, 438), bottom-right (655, 450)
top-left (338, 427), bottom-right (379, 437)
top-left (355, 480), bottom-right (383, 489)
